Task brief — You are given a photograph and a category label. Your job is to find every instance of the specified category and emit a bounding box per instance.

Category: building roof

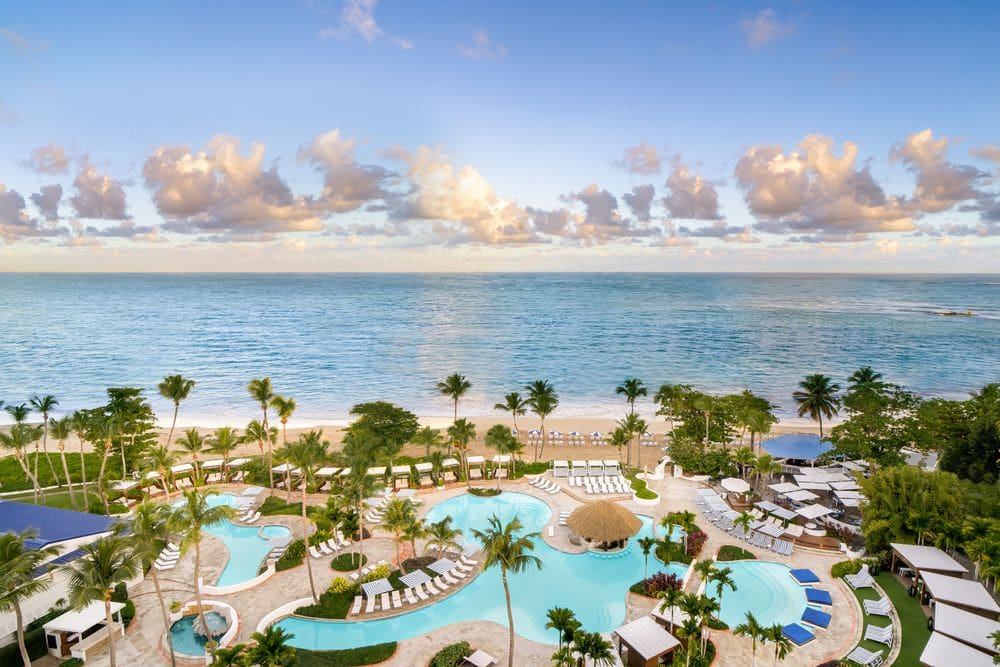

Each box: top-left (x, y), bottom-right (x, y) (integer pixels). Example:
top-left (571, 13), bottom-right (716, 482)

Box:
top-left (891, 543), bottom-right (968, 574)
top-left (933, 603), bottom-right (1000, 652)
top-left (44, 601), bottom-right (125, 634)
top-left (920, 631), bottom-right (994, 666)
top-left (614, 615), bottom-right (680, 659)
top-left (761, 434), bottom-right (832, 461)
top-left (0, 501), bottom-right (116, 549)
top-left (921, 571), bottom-right (1000, 614)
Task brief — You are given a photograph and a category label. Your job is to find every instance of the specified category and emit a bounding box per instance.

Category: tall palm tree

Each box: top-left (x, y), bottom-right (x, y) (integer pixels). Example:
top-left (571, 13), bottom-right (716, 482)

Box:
top-left (270, 396), bottom-right (297, 493)
top-left (545, 606), bottom-right (579, 651)
top-left (411, 426), bottom-right (443, 458)
top-left (169, 488), bottom-right (237, 658)
top-left (637, 536), bottom-right (657, 579)
top-left (341, 462), bottom-right (381, 577)
top-left (29, 394), bottom-right (60, 485)
top-left (5, 403), bottom-right (30, 425)
top-left (657, 587), bottom-right (683, 632)
top-left (244, 419), bottom-right (278, 489)
top-left (401, 515), bottom-right (427, 561)
top-left (0, 529), bottom-right (62, 667)
top-left (49, 416), bottom-right (78, 510)
top-left (525, 380), bottom-right (558, 462)
top-left (764, 624), bottom-right (792, 664)
top-left (175, 428), bottom-right (205, 483)
top-left (735, 511), bottom-right (754, 537)
top-left (246, 625), bottom-right (296, 666)
top-left (381, 497), bottom-right (417, 573)
top-left (278, 430), bottom-right (329, 603)
top-left (471, 515), bottom-right (543, 667)
top-left (734, 611), bottom-right (765, 667)
top-left (247, 378), bottom-right (276, 487)
top-left (485, 424), bottom-right (517, 488)
top-left (708, 566), bottom-right (737, 613)
top-left (208, 426), bottom-right (240, 482)
top-left (609, 426), bottom-right (630, 465)
top-left (143, 445), bottom-right (178, 499)
top-left (0, 424), bottom-right (46, 503)
top-left (848, 366), bottom-right (884, 391)
top-left (447, 418), bottom-right (476, 487)
top-left (66, 529), bottom-right (141, 667)
top-left (654, 383), bottom-right (692, 434)
top-left (752, 454), bottom-right (783, 494)
top-left (130, 501), bottom-right (177, 664)
top-left (424, 516), bottom-right (463, 556)
top-left (438, 373), bottom-right (472, 422)
top-left (693, 394), bottom-right (716, 443)
top-left (618, 413), bottom-right (647, 469)
top-left (733, 446), bottom-right (755, 480)
top-left (71, 410), bottom-right (91, 503)
top-left (616, 378), bottom-right (647, 415)
top-left (792, 374), bottom-right (841, 438)
top-left (93, 415), bottom-right (117, 515)
top-left (158, 374), bottom-right (195, 448)
top-left (494, 392), bottom-right (528, 433)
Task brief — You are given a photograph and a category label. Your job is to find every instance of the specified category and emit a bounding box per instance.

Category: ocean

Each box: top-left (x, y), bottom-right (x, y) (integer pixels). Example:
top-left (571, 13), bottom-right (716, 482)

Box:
top-left (0, 273), bottom-right (998, 426)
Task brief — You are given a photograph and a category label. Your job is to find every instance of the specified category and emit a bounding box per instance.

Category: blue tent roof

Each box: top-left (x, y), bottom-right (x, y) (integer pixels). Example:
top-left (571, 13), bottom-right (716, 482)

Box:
top-left (0, 501), bottom-right (117, 548)
top-left (761, 434), bottom-right (833, 461)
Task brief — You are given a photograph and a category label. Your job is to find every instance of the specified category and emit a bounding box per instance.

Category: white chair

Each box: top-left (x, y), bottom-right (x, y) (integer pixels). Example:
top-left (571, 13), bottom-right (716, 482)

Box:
top-left (350, 595), bottom-right (363, 615)
top-left (365, 596), bottom-right (376, 613)
top-left (391, 591), bottom-right (402, 608)
top-left (404, 588), bottom-right (418, 604)
top-left (308, 545), bottom-right (323, 559)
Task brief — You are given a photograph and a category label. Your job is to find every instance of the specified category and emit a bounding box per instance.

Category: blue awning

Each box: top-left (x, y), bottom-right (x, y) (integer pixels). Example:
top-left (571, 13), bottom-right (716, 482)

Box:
top-left (761, 434), bottom-right (832, 461)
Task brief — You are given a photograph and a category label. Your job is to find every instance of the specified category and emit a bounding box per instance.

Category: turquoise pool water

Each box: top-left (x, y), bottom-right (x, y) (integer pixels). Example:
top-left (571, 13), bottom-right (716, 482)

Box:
top-left (277, 492), bottom-right (687, 649)
top-left (173, 494), bottom-right (291, 587)
top-left (705, 560), bottom-right (808, 627)
top-left (169, 612), bottom-right (225, 656)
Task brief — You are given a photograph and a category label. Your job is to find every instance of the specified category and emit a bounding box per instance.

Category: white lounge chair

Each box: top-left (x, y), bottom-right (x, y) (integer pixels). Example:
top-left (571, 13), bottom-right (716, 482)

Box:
top-left (324, 539), bottom-right (340, 553)
top-left (365, 596), bottom-right (376, 613)
top-left (318, 542), bottom-right (335, 556)
top-left (845, 647), bottom-right (883, 666)
top-left (308, 545), bottom-right (323, 559)
top-left (864, 624), bottom-right (893, 646)
top-left (434, 575), bottom-right (450, 589)
top-left (443, 571), bottom-right (461, 585)
top-left (423, 581), bottom-right (440, 595)
top-left (404, 588), bottom-right (418, 604)
top-left (351, 595), bottom-right (363, 615)
top-left (460, 555), bottom-right (478, 566)
top-left (414, 585), bottom-right (428, 600)
top-left (391, 590), bottom-right (402, 608)
top-left (379, 593), bottom-right (391, 610)
top-left (863, 597), bottom-right (892, 617)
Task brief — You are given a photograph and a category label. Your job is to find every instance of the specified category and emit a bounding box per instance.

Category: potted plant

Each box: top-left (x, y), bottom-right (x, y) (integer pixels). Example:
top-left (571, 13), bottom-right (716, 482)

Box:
top-left (169, 600), bottom-right (183, 622)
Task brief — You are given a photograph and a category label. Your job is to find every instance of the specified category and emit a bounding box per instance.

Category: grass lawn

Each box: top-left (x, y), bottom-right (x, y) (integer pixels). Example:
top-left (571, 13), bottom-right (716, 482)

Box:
top-left (843, 573), bottom-right (930, 666)
top-left (0, 452), bottom-right (122, 492)
top-left (259, 495), bottom-right (304, 516)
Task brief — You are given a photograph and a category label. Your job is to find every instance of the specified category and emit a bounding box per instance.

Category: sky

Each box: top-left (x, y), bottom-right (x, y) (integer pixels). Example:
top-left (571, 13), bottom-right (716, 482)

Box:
top-left (1, 1), bottom-right (999, 272)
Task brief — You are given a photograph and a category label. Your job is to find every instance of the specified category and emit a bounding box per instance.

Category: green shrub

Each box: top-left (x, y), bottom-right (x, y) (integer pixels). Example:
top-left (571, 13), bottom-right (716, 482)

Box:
top-left (122, 600), bottom-right (136, 627)
top-left (468, 487), bottom-right (501, 497)
top-left (240, 458), bottom-right (269, 486)
top-left (831, 559), bottom-right (864, 578)
top-left (328, 577), bottom-right (356, 594)
top-left (259, 496), bottom-right (303, 516)
top-left (60, 659), bottom-right (85, 667)
top-left (363, 564), bottom-right (391, 582)
top-left (717, 545), bottom-right (756, 562)
top-left (276, 539), bottom-right (305, 571)
top-left (308, 529), bottom-right (332, 546)
top-left (331, 552), bottom-right (367, 571)
top-left (0, 624), bottom-right (48, 664)
top-left (294, 643), bottom-right (397, 667)
top-left (295, 590), bottom-right (355, 619)
top-left (430, 641), bottom-right (472, 667)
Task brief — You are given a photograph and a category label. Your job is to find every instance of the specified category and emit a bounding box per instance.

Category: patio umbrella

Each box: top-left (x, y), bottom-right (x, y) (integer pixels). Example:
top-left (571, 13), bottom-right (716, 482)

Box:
top-left (720, 477), bottom-right (751, 494)
top-left (566, 500), bottom-right (642, 543)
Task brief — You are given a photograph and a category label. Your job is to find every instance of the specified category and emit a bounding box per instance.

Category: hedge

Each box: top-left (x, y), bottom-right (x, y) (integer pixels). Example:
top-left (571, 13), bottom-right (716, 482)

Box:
top-left (467, 487), bottom-right (501, 497)
top-left (429, 641), bottom-right (472, 667)
top-left (331, 552), bottom-right (367, 572)
top-left (295, 643), bottom-right (397, 666)
top-left (717, 545), bottom-right (756, 562)
top-left (275, 539), bottom-right (305, 571)
top-left (295, 590), bottom-right (354, 619)
top-left (627, 472), bottom-right (659, 500)
top-left (259, 496), bottom-right (303, 516)
top-left (831, 559), bottom-right (864, 578)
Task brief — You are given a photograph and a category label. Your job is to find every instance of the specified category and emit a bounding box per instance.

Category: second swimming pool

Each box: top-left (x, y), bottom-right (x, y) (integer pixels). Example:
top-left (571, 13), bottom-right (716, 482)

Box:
top-left (704, 559), bottom-right (808, 627)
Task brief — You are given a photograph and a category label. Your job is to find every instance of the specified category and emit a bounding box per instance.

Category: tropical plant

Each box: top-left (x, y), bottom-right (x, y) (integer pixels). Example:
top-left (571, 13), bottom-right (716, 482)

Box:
top-left (658, 587), bottom-right (683, 631)
top-left (734, 611), bottom-right (765, 667)
top-left (752, 454), bottom-right (783, 494)
top-left (618, 412), bottom-right (648, 468)
top-left (438, 373), bottom-right (472, 422)
top-left (346, 402), bottom-right (419, 472)
top-left (609, 426), bottom-right (630, 464)
top-left (733, 446), bottom-right (755, 479)
top-left (401, 514), bottom-right (427, 560)
top-left (207, 426), bottom-right (240, 481)
top-left (175, 428), bottom-right (205, 483)
top-left (247, 377), bottom-right (276, 488)
top-left (143, 444), bottom-right (178, 499)
top-left (708, 566), bottom-right (737, 613)
top-left (29, 394), bottom-right (60, 486)
top-left (571, 629), bottom-right (615, 667)
top-left (130, 501), bottom-right (177, 663)
top-left (66, 528), bottom-right (140, 667)
top-left (158, 374), bottom-right (195, 448)
top-left (278, 430), bottom-right (329, 602)
top-left (792, 374), bottom-right (841, 438)
top-left (616, 378), bottom-right (647, 415)
top-left (425, 516), bottom-right (463, 557)
top-left (380, 497), bottom-right (418, 573)
top-left (0, 529), bottom-right (62, 667)
top-left (848, 366), bottom-right (884, 392)
top-left (339, 451), bottom-right (382, 576)
top-left (471, 514), bottom-right (543, 667)
top-left (764, 623), bottom-right (792, 664)
top-left (71, 410), bottom-right (92, 501)
top-left (49, 416), bottom-right (79, 510)
top-left (654, 383), bottom-right (693, 434)
top-left (244, 419), bottom-right (278, 487)
top-left (447, 418), bottom-right (477, 487)
top-left (412, 426), bottom-right (444, 458)
top-left (545, 606), bottom-right (580, 651)
top-left (495, 391), bottom-right (528, 433)
top-left (525, 380), bottom-right (558, 461)
top-left (210, 642), bottom-right (247, 666)
top-left (637, 536), bottom-right (657, 579)
top-left (735, 511), bottom-right (754, 536)
top-left (246, 625), bottom-right (296, 666)
top-left (0, 424), bottom-right (46, 503)
top-left (485, 423), bottom-right (518, 486)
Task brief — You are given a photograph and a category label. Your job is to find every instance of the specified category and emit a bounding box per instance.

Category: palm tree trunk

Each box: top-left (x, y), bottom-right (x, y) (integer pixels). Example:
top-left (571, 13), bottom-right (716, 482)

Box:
top-left (167, 403), bottom-right (179, 447)
top-left (502, 568), bottom-right (515, 667)
top-left (15, 452), bottom-right (43, 504)
top-left (637, 433), bottom-right (643, 471)
top-left (79, 437), bottom-right (89, 506)
top-left (303, 488), bottom-right (318, 603)
top-left (194, 542), bottom-right (214, 659)
top-left (14, 601), bottom-right (30, 667)
top-left (105, 595), bottom-right (118, 667)
top-left (149, 568), bottom-right (176, 665)
top-left (538, 417), bottom-right (546, 461)
top-left (98, 440), bottom-right (111, 515)
top-left (454, 400), bottom-right (458, 424)
top-left (818, 414), bottom-right (824, 439)
top-left (41, 418), bottom-right (60, 485)
top-left (59, 443), bottom-right (78, 511)
top-left (356, 502), bottom-right (366, 577)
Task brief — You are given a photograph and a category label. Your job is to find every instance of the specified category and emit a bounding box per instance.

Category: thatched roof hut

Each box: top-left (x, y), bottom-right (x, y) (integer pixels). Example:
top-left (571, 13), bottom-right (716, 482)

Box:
top-left (566, 500), bottom-right (642, 544)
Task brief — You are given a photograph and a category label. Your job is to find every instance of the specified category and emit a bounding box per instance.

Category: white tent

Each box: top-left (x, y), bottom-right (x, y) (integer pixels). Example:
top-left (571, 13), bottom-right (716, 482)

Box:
top-left (588, 460), bottom-right (604, 476)
top-left (491, 455), bottom-right (511, 464)
top-left (228, 457), bottom-right (251, 468)
top-left (366, 466), bottom-right (387, 477)
top-left (769, 482), bottom-right (800, 494)
top-left (920, 631), bottom-right (994, 666)
top-left (170, 463), bottom-right (193, 474)
top-left (796, 481), bottom-right (831, 491)
top-left (602, 460), bottom-right (620, 476)
top-left (316, 467), bottom-right (340, 477)
top-left (721, 477), bottom-right (751, 494)
top-left (933, 603), bottom-right (1000, 653)
top-left (111, 480), bottom-right (137, 492)
top-left (921, 571), bottom-right (1000, 615)
top-left (784, 489), bottom-right (820, 502)
top-left (571, 460), bottom-right (588, 477)
top-left (795, 504), bottom-right (834, 520)
top-left (441, 458), bottom-right (460, 469)
top-left (272, 463), bottom-right (295, 474)
top-left (391, 465), bottom-right (411, 477)
top-left (201, 459), bottom-right (224, 470)
top-left (553, 460), bottom-right (569, 478)
top-left (892, 543), bottom-right (968, 575)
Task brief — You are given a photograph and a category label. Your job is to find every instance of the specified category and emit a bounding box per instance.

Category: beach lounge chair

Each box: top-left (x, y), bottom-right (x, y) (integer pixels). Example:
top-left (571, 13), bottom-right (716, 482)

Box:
top-left (801, 607), bottom-right (832, 629)
top-left (451, 567), bottom-right (468, 579)
top-left (781, 623), bottom-right (815, 646)
top-left (308, 545), bottom-right (323, 559)
top-left (847, 565), bottom-right (875, 589)
top-left (324, 539), bottom-right (341, 553)
top-left (845, 647), bottom-right (884, 666)
top-left (414, 584), bottom-right (428, 601)
top-left (423, 581), bottom-right (440, 595)
top-left (790, 569), bottom-right (821, 585)
top-left (443, 571), bottom-right (461, 585)
top-left (365, 596), bottom-right (376, 613)
top-left (404, 588), bottom-right (418, 605)
top-left (863, 597), bottom-right (892, 617)
top-left (462, 649), bottom-right (499, 666)
top-left (460, 555), bottom-right (478, 566)
top-left (351, 595), bottom-right (363, 615)
top-left (318, 542), bottom-right (334, 556)
top-left (380, 593), bottom-right (391, 610)
top-left (391, 590), bottom-right (402, 608)
top-left (805, 588), bottom-right (833, 605)
top-left (864, 624), bottom-right (893, 646)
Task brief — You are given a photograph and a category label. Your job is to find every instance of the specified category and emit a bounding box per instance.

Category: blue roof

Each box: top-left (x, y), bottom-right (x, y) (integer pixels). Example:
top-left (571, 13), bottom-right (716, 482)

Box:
top-left (0, 501), bottom-right (117, 548)
top-left (31, 548), bottom-right (85, 579)
top-left (761, 434), bottom-right (833, 461)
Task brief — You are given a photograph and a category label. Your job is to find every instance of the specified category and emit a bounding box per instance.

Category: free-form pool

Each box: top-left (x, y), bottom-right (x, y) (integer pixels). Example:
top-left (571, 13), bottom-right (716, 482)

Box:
top-left (276, 492), bottom-right (687, 649)
top-left (704, 560), bottom-right (808, 627)
top-left (169, 612), bottom-right (226, 656)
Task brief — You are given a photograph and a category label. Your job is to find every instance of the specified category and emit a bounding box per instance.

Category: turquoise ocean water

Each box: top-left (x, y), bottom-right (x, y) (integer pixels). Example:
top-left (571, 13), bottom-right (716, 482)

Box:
top-left (0, 273), bottom-right (997, 424)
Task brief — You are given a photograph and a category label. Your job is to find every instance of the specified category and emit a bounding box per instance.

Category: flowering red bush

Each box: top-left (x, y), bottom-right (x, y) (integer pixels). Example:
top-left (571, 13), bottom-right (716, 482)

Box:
top-left (685, 530), bottom-right (707, 558)
top-left (643, 572), bottom-right (682, 597)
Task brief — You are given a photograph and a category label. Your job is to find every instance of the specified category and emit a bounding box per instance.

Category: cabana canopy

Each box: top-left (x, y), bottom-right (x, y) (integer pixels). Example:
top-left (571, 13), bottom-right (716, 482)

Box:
top-left (466, 455), bottom-right (485, 465)
top-left (414, 462), bottom-right (433, 473)
top-left (201, 459), bottom-right (224, 470)
top-left (44, 601), bottom-right (124, 634)
top-left (920, 571), bottom-right (1000, 615)
top-left (366, 466), bottom-right (387, 476)
top-left (892, 543), bottom-right (967, 575)
top-left (553, 460), bottom-right (569, 468)
top-left (769, 482), bottom-right (800, 494)
top-left (228, 457), bottom-right (251, 468)
top-left (920, 631), bottom-right (994, 666)
top-left (613, 615), bottom-right (680, 660)
top-left (933, 603), bottom-right (1000, 653)
top-left (316, 467), bottom-right (339, 477)
top-left (170, 463), bottom-right (193, 474)
top-left (441, 458), bottom-right (460, 469)
top-left (111, 480), bottom-right (137, 492)
top-left (795, 504), bottom-right (834, 520)
top-left (602, 459), bottom-right (620, 468)
top-left (272, 463), bottom-right (295, 473)
top-left (391, 465), bottom-right (411, 477)
top-left (784, 489), bottom-right (819, 502)
top-left (721, 477), bottom-right (751, 493)
top-left (761, 434), bottom-right (832, 461)
top-left (566, 501), bottom-right (642, 543)
top-left (491, 455), bottom-right (511, 464)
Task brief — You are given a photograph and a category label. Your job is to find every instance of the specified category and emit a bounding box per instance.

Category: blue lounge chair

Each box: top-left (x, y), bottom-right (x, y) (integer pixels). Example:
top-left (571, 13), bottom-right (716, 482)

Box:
top-left (801, 606), bottom-right (832, 629)
top-left (790, 568), bottom-right (820, 584)
top-left (805, 587), bottom-right (833, 605)
top-left (782, 623), bottom-right (816, 646)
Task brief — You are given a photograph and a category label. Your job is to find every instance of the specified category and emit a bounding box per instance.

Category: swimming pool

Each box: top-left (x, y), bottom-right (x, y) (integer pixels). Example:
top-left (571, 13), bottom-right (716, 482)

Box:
top-left (276, 492), bottom-right (687, 649)
top-left (169, 612), bottom-right (226, 656)
top-left (173, 493), bottom-right (291, 587)
top-left (704, 560), bottom-right (808, 627)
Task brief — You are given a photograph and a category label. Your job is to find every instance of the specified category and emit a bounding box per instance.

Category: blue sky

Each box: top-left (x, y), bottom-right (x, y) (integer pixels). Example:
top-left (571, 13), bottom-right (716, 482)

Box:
top-left (1, 1), bottom-right (999, 271)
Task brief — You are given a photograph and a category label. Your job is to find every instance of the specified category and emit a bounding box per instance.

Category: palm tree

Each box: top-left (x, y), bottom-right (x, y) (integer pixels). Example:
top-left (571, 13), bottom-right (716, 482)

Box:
top-left (247, 378), bottom-right (276, 487)
top-left (792, 374), bottom-right (841, 438)
top-left (438, 373), bottom-right (472, 422)
top-left (550, 645), bottom-right (575, 667)
top-left (693, 394), bottom-right (716, 443)
top-left (693, 558), bottom-right (715, 587)
top-left (637, 536), bottom-right (657, 579)
top-left (341, 463), bottom-right (381, 577)
top-left (66, 529), bottom-right (141, 667)
top-left (752, 454), bottom-right (783, 494)
top-left (735, 511), bottom-right (754, 537)
top-left (246, 625), bottom-right (296, 666)
top-left (401, 515), bottom-right (427, 561)
top-left (658, 587), bottom-right (683, 632)
top-left (411, 426), bottom-right (443, 458)
top-left (278, 430), bottom-right (329, 603)
top-left (733, 446), bottom-right (755, 480)
top-left (92, 415), bottom-right (118, 515)
top-left (848, 366), bottom-right (884, 391)
top-left (0, 529), bottom-right (62, 667)
top-left (485, 423), bottom-right (518, 488)
top-left (169, 488), bottom-right (237, 657)
top-left (175, 428), bottom-right (205, 483)
top-left (472, 514), bottom-right (543, 667)
top-left (143, 444), bottom-right (178, 499)
top-left (609, 426), bottom-right (630, 465)
top-left (0, 424), bottom-right (46, 504)
top-left (494, 391), bottom-right (528, 433)
top-left (572, 630), bottom-right (615, 667)
top-left (49, 416), bottom-right (78, 510)
top-left (618, 412), bottom-right (647, 469)
top-left (158, 374), bottom-right (195, 448)
top-left (29, 394), bottom-right (60, 485)
top-left (764, 624), bottom-right (792, 664)
top-left (71, 410), bottom-right (91, 502)
top-left (616, 378), bottom-right (647, 415)
top-left (708, 566), bottom-right (737, 612)
top-left (734, 611), bottom-right (765, 667)
top-left (525, 380), bottom-right (558, 461)
top-left (208, 426), bottom-right (240, 482)
top-left (746, 410), bottom-right (774, 452)
top-left (424, 516), bottom-right (463, 556)
top-left (270, 396), bottom-right (296, 446)
top-left (545, 606), bottom-right (579, 651)
top-left (676, 616), bottom-right (702, 667)
top-left (130, 501), bottom-right (177, 664)
top-left (381, 497), bottom-right (417, 573)
top-left (672, 510), bottom-right (698, 553)
top-left (447, 418), bottom-right (476, 487)
top-left (654, 383), bottom-right (692, 434)
top-left (245, 419), bottom-right (278, 489)
top-left (210, 643), bottom-right (247, 666)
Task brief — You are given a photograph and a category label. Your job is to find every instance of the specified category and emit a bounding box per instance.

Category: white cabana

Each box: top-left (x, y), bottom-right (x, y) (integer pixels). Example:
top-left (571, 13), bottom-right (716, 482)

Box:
top-left (391, 465), bottom-right (411, 477)
top-left (366, 466), bottom-right (387, 477)
top-left (721, 477), bottom-right (751, 494)
top-left (441, 458), bottom-right (460, 469)
top-left (571, 460), bottom-right (588, 477)
top-left (838, 498), bottom-right (862, 508)
top-left (110, 480), bottom-right (137, 493)
top-left (796, 481), bottom-right (831, 491)
top-left (272, 463), bottom-right (295, 474)
top-left (43, 601), bottom-right (125, 660)
top-left (602, 460), bottom-right (620, 476)
top-left (491, 455), bottom-right (511, 465)
top-left (920, 631), bottom-right (994, 666)
top-left (414, 462), bottom-right (433, 474)
top-left (769, 482), bottom-right (800, 494)
top-left (339, 467), bottom-right (352, 477)
top-left (795, 503), bottom-right (834, 520)
top-left (587, 459), bottom-right (605, 476)
top-left (553, 460), bottom-right (570, 477)
top-left (920, 571), bottom-right (1000, 616)
top-left (612, 615), bottom-right (680, 663)
top-left (466, 455), bottom-right (486, 466)
top-left (933, 603), bottom-right (1000, 653)
top-left (170, 463), bottom-right (193, 475)
top-left (316, 467), bottom-right (340, 477)
top-left (227, 457), bottom-right (251, 468)
top-left (784, 489), bottom-right (820, 502)
top-left (892, 543), bottom-right (968, 575)
top-left (829, 480), bottom-right (860, 490)
top-left (201, 459), bottom-right (224, 470)
top-left (143, 470), bottom-right (160, 481)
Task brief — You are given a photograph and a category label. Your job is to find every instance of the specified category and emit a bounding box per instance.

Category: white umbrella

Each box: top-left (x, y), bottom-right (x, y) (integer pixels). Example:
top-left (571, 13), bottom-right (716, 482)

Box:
top-left (721, 477), bottom-right (751, 494)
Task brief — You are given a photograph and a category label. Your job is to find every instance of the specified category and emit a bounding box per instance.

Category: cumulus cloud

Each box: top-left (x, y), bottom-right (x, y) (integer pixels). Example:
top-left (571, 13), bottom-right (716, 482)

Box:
top-left (679, 220), bottom-right (755, 243)
top-left (320, 0), bottom-right (413, 50)
top-left (0, 183), bottom-right (66, 242)
top-left (662, 162), bottom-right (722, 220)
top-left (299, 129), bottom-right (394, 212)
top-left (143, 135), bottom-right (323, 235)
top-left (741, 8), bottom-right (794, 49)
top-left (564, 184), bottom-right (659, 243)
top-left (30, 184), bottom-right (62, 220)
top-left (735, 134), bottom-right (912, 238)
top-left (891, 128), bottom-right (989, 213)
top-left (458, 30), bottom-right (506, 61)
top-left (23, 143), bottom-right (70, 174)
top-left (83, 219), bottom-right (158, 240)
top-left (614, 143), bottom-right (662, 175)
top-left (70, 162), bottom-right (129, 220)
top-left (526, 207), bottom-right (573, 236)
top-left (622, 184), bottom-right (655, 221)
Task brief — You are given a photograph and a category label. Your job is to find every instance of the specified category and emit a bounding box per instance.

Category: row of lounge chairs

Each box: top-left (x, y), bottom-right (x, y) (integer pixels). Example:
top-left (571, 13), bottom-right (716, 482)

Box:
top-left (568, 475), bottom-right (630, 495)
top-left (528, 477), bottom-right (561, 495)
top-left (308, 532), bottom-right (354, 559)
top-left (558, 510), bottom-right (570, 526)
top-left (153, 543), bottom-right (180, 571)
top-left (709, 514), bottom-right (795, 557)
top-left (350, 556), bottom-right (479, 615)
